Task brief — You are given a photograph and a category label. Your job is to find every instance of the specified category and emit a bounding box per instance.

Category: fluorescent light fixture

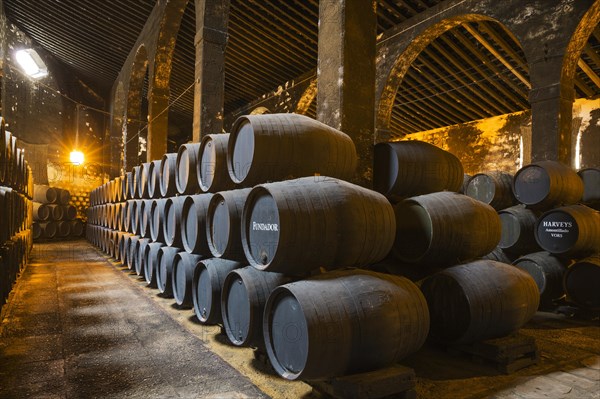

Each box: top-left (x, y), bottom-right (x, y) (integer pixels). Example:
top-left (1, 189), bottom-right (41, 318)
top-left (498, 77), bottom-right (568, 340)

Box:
top-left (15, 49), bottom-right (48, 79)
top-left (70, 150), bottom-right (84, 165)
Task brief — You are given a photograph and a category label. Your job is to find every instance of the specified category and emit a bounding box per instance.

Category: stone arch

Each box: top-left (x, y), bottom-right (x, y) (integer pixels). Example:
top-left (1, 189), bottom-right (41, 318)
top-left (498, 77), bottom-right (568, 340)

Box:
top-left (249, 106), bottom-right (270, 115)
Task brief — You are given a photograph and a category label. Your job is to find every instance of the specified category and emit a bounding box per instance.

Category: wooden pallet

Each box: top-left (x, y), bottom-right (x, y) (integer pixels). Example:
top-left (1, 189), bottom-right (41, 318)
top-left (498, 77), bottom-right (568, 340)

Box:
top-left (448, 333), bottom-right (539, 374)
top-left (307, 365), bottom-right (416, 399)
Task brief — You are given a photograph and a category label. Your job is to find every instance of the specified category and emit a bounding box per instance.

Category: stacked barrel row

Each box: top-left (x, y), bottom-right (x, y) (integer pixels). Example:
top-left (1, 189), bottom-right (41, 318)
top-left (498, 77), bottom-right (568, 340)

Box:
top-left (87, 114), bottom-right (433, 381)
top-left (0, 116), bottom-right (34, 309)
top-left (459, 163), bottom-right (599, 311)
top-left (32, 185), bottom-right (84, 240)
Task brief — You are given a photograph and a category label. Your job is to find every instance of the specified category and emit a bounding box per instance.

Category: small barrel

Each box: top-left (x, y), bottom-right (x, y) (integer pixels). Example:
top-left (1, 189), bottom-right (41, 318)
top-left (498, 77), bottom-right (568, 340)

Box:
top-left (143, 242), bottom-right (165, 287)
top-left (563, 255), bottom-right (600, 311)
top-left (207, 188), bottom-right (252, 261)
top-left (136, 238), bottom-right (151, 276)
top-left (192, 258), bottom-right (244, 324)
top-left (465, 171), bottom-right (515, 210)
top-left (535, 204), bottom-right (600, 256)
top-left (264, 269), bottom-right (430, 380)
top-left (181, 194), bottom-right (213, 254)
top-left (160, 153), bottom-right (178, 198)
top-left (241, 177), bottom-right (395, 274)
top-left (63, 205), bottom-right (77, 221)
top-left (56, 188), bottom-right (71, 205)
top-left (147, 160), bottom-right (162, 199)
top-left (150, 199), bottom-right (167, 243)
top-left (374, 141), bottom-right (464, 202)
top-left (163, 196), bottom-right (189, 247)
top-left (578, 167), bottom-right (600, 209)
top-left (498, 205), bottom-right (540, 255)
top-left (221, 266), bottom-right (291, 348)
top-left (393, 192), bottom-right (501, 265)
top-left (227, 113), bottom-right (357, 186)
top-left (33, 202), bottom-right (51, 221)
top-left (33, 184), bottom-right (58, 204)
top-left (138, 162), bottom-right (152, 199)
top-left (420, 260), bottom-right (539, 345)
top-left (513, 161), bottom-right (583, 209)
top-left (172, 252), bottom-right (204, 308)
top-left (70, 220), bottom-right (84, 237)
top-left (176, 143), bottom-right (201, 195)
top-left (513, 251), bottom-right (567, 306)
top-left (198, 134), bottom-right (235, 193)
top-left (156, 246), bottom-right (182, 296)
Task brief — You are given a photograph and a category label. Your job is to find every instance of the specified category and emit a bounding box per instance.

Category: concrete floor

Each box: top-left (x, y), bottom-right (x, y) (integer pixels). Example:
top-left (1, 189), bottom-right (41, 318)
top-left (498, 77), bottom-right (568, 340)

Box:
top-left (1, 240), bottom-right (599, 399)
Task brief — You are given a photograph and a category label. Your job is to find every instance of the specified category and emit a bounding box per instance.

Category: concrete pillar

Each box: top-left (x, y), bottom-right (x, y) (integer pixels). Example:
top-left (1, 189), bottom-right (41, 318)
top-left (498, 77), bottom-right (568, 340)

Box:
top-left (317, 0), bottom-right (377, 187)
top-left (193, 0), bottom-right (230, 142)
top-left (147, 92), bottom-right (169, 162)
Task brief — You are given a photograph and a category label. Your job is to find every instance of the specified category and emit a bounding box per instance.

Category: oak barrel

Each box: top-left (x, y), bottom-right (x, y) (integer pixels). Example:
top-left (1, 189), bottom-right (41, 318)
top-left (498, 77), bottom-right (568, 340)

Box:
top-left (206, 188), bottom-right (251, 261)
top-left (198, 134), bottom-right (235, 193)
top-left (172, 252), bottom-right (204, 308)
top-left (513, 251), bottom-right (566, 305)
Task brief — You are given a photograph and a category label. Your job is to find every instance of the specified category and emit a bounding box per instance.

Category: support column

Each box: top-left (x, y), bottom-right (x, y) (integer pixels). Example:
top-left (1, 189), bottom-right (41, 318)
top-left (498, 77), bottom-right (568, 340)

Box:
top-left (193, 0), bottom-right (230, 142)
top-left (124, 116), bottom-right (141, 172)
top-left (317, 0), bottom-right (377, 188)
top-left (147, 92), bottom-right (169, 162)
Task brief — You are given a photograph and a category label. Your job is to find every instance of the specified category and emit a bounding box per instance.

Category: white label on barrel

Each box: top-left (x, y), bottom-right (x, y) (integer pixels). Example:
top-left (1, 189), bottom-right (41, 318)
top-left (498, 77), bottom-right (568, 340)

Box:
top-left (537, 213), bottom-right (578, 253)
top-left (542, 221), bottom-right (573, 238)
top-left (252, 221), bottom-right (279, 231)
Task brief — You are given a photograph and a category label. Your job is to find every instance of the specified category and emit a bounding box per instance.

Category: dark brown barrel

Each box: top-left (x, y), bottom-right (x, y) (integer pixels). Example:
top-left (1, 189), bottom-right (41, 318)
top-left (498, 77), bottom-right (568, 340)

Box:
top-left (564, 255), bottom-right (600, 311)
top-left (32, 223), bottom-right (42, 240)
top-left (56, 188), bottom-right (71, 205)
top-left (63, 205), bottom-right (77, 221)
top-left (40, 222), bottom-right (58, 239)
top-left (138, 199), bottom-right (153, 238)
top-left (70, 219), bottom-right (84, 237)
top-left (130, 200), bottom-right (143, 235)
top-left (150, 199), bottom-right (167, 243)
top-left (241, 177), bottom-right (395, 274)
top-left (160, 153), bottom-right (178, 198)
top-left (459, 173), bottom-right (471, 194)
top-left (164, 196), bottom-right (189, 247)
top-left (374, 141), bottom-right (464, 202)
top-left (227, 113), bottom-right (357, 186)
top-left (578, 167), bottom-right (600, 209)
top-left (56, 221), bottom-right (71, 238)
top-left (114, 177), bottom-right (123, 203)
top-left (126, 171), bottom-right (136, 200)
top-left (138, 162), bottom-right (151, 199)
top-left (498, 205), bottom-right (540, 255)
top-left (33, 184), bottom-right (58, 204)
top-left (176, 143), bottom-right (201, 195)
top-left (156, 246), bottom-right (182, 296)
top-left (172, 252), bottom-right (204, 308)
top-left (181, 194), bottom-right (213, 255)
top-left (119, 233), bottom-right (134, 265)
top-left (207, 188), bottom-right (252, 261)
top-left (264, 269), bottom-right (430, 380)
top-left (513, 161), bottom-right (583, 209)
top-left (127, 235), bottom-right (141, 271)
top-left (535, 205), bottom-right (600, 256)
top-left (420, 260), bottom-right (539, 345)
top-left (124, 200), bottom-right (135, 233)
top-left (192, 258), bottom-right (244, 324)
top-left (147, 160), bottom-right (162, 199)
top-left (33, 202), bottom-right (51, 221)
top-left (198, 134), bottom-right (235, 193)
top-left (132, 165), bottom-right (142, 199)
top-left (513, 251), bottom-right (566, 306)
top-left (135, 238), bottom-right (151, 276)
top-left (143, 242), bottom-right (165, 287)
top-left (481, 246), bottom-right (514, 264)
top-left (465, 171), bottom-right (515, 210)
top-left (393, 192), bottom-right (501, 266)
top-left (221, 266), bottom-right (291, 348)
top-left (113, 231), bottom-right (127, 260)
top-left (121, 173), bottom-right (131, 201)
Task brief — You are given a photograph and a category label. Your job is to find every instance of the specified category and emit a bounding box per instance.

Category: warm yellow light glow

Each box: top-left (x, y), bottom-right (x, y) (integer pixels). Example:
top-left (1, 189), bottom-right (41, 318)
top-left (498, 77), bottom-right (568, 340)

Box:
top-left (70, 150), bottom-right (84, 165)
top-left (15, 49), bottom-right (48, 78)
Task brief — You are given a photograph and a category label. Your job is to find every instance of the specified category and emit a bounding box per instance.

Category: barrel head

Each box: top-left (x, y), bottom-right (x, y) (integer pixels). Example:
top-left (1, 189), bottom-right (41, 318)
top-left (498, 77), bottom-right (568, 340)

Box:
top-left (224, 275), bottom-right (251, 345)
top-left (230, 120), bottom-right (254, 183)
top-left (393, 202), bottom-right (432, 263)
top-left (498, 212), bottom-right (521, 248)
top-left (173, 256), bottom-right (187, 305)
top-left (196, 267), bottom-right (214, 322)
top-left (200, 139), bottom-right (217, 190)
top-left (245, 191), bottom-right (280, 267)
top-left (183, 201), bottom-right (198, 252)
top-left (373, 143), bottom-right (399, 197)
top-left (210, 197), bottom-right (231, 257)
top-left (513, 165), bottom-right (550, 205)
top-left (565, 260), bottom-right (599, 310)
top-left (536, 211), bottom-right (579, 254)
top-left (466, 174), bottom-right (495, 204)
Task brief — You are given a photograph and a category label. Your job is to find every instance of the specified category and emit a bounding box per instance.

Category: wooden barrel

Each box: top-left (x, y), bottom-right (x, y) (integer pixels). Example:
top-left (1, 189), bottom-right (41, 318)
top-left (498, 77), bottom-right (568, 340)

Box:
top-left (132, 165), bottom-right (142, 199)
top-left (513, 251), bottom-right (566, 306)
top-left (264, 269), bottom-right (430, 380)
top-left (143, 242), bottom-right (165, 287)
top-left (181, 194), bottom-right (213, 255)
top-left (241, 177), bottom-right (395, 274)
top-left (125, 171), bottom-right (135, 200)
top-left (138, 162), bottom-right (152, 199)
top-left (156, 246), bottom-right (182, 296)
top-left (136, 238), bottom-right (151, 276)
top-left (420, 260), bottom-right (539, 345)
top-left (33, 202), bottom-right (51, 221)
top-left (578, 167), bottom-right (600, 209)
top-left (40, 222), bottom-right (58, 239)
top-left (56, 188), bottom-right (71, 205)
top-left (127, 235), bottom-right (141, 271)
top-left (459, 173), bottom-right (471, 194)
top-left (150, 199), bottom-right (167, 243)
top-left (121, 173), bottom-right (131, 201)
top-left (138, 199), bottom-right (153, 238)
top-left (32, 222), bottom-right (42, 240)
top-left (481, 246), bottom-right (514, 264)
top-left (176, 143), bottom-right (201, 195)
top-left (198, 134), bottom-right (235, 193)
top-left (513, 161), bottom-right (583, 209)
top-left (465, 171), bottom-right (515, 210)
top-left (147, 160), bottom-right (162, 199)
top-left (221, 266), bottom-right (291, 348)
top-left (163, 196), bottom-right (189, 247)
top-left (160, 153), bottom-right (178, 198)
top-left (119, 233), bottom-right (133, 265)
top-left (374, 141), bottom-right (464, 202)
top-left (207, 188), bottom-right (252, 261)
top-left (498, 205), bottom-right (540, 255)
top-left (33, 184), bottom-right (58, 204)
top-left (564, 255), bottom-right (600, 311)
top-left (56, 221), bottom-right (71, 238)
top-left (227, 113), bottom-right (357, 186)
top-left (192, 258), bottom-right (244, 324)
top-left (130, 200), bottom-right (143, 235)
top-left (70, 220), bottom-right (84, 237)
top-left (535, 205), bottom-right (600, 256)
top-left (393, 192), bottom-right (501, 265)
top-left (63, 205), bottom-right (77, 221)
top-left (172, 252), bottom-right (204, 308)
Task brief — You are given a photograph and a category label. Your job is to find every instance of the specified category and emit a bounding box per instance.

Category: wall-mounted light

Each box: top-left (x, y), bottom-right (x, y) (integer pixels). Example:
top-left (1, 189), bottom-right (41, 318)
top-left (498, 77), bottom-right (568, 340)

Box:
top-left (15, 49), bottom-right (48, 79)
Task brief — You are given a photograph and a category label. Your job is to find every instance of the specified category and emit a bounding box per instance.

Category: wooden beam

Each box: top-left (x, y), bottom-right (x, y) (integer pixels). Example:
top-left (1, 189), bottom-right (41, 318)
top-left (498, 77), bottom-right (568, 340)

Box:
top-left (395, 86), bottom-right (457, 127)
top-left (578, 58), bottom-right (600, 89)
